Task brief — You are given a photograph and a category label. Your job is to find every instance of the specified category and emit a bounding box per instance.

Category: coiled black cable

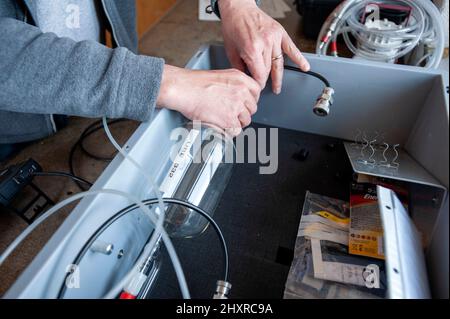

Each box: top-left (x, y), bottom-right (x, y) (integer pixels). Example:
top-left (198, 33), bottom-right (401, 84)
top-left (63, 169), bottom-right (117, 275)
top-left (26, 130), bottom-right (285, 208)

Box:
top-left (69, 119), bottom-right (128, 191)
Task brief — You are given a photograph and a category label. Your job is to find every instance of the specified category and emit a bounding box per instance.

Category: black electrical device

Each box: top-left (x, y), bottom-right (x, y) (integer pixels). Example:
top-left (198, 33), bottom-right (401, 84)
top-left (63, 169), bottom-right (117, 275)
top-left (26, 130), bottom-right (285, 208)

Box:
top-left (294, 0), bottom-right (342, 39)
top-left (0, 159), bottom-right (54, 223)
top-left (0, 159), bottom-right (41, 206)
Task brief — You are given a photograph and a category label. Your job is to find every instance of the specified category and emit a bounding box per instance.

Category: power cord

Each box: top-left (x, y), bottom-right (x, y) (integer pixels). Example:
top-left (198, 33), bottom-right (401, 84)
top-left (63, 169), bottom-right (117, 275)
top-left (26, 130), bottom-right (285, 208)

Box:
top-left (79, 119), bottom-right (128, 161)
top-left (69, 119), bottom-right (129, 190)
top-left (32, 171), bottom-right (93, 187)
top-left (284, 65), bottom-right (331, 87)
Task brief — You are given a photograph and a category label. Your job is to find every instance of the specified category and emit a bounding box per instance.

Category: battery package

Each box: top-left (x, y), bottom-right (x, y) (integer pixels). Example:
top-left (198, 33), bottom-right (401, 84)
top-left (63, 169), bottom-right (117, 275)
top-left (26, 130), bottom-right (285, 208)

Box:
top-left (349, 181), bottom-right (408, 260)
top-left (297, 191), bottom-right (350, 245)
top-left (285, 191), bottom-right (386, 299)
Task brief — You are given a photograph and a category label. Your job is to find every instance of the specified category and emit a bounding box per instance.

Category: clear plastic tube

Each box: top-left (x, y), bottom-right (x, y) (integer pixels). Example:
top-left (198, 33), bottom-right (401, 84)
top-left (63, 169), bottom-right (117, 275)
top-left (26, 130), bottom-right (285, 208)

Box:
top-left (343, 0), bottom-right (425, 61)
top-left (0, 189), bottom-right (190, 299)
top-left (418, 0), bottom-right (445, 68)
top-left (316, 0), bottom-right (445, 68)
top-left (415, 53), bottom-right (432, 66)
top-left (340, 0), bottom-right (424, 61)
top-left (316, 0), bottom-right (359, 54)
top-left (102, 117), bottom-right (166, 279)
top-left (346, 1), bottom-right (425, 34)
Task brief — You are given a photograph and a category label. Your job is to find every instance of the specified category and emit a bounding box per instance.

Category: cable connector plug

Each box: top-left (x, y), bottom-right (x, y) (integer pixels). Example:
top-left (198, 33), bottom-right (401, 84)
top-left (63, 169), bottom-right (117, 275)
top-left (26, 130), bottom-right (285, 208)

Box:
top-left (313, 87), bottom-right (335, 117)
top-left (213, 280), bottom-right (232, 299)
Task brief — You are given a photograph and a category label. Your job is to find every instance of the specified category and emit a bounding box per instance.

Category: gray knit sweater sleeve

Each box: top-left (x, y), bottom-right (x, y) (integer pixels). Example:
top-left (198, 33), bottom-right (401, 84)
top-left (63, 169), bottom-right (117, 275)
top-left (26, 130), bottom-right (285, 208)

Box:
top-left (0, 17), bottom-right (164, 122)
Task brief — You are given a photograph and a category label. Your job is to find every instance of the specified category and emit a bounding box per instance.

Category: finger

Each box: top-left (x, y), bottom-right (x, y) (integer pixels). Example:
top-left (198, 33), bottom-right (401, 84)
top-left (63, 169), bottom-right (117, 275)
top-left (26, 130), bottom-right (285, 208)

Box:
top-left (244, 99), bottom-right (258, 116)
top-left (210, 114), bottom-right (240, 137)
top-left (271, 57), bottom-right (284, 95)
top-left (242, 52), bottom-right (270, 89)
top-left (239, 72), bottom-right (262, 102)
top-left (281, 31), bottom-right (310, 71)
top-left (271, 44), bottom-right (284, 94)
top-left (226, 119), bottom-right (243, 137)
top-left (262, 48), bottom-right (272, 77)
top-left (238, 109), bottom-right (252, 128)
top-left (227, 48), bottom-right (246, 72)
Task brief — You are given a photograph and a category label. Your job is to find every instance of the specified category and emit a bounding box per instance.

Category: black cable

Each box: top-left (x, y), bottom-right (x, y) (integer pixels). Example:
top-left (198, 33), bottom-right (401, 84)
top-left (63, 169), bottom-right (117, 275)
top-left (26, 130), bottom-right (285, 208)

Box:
top-left (68, 142), bottom-right (84, 190)
top-left (32, 171), bottom-right (93, 187)
top-left (57, 198), bottom-right (228, 299)
top-left (69, 119), bottom-right (128, 191)
top-left (69, 119), bottom-right (104, 190)
top-left (79, 119), bottom-right (127, 161)
top-left (284, 65), bottom-right (331, 87)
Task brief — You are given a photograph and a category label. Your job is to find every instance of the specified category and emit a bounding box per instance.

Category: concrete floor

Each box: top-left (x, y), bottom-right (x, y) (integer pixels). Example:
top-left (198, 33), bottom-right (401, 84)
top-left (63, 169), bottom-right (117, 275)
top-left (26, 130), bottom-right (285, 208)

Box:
top-left (0, 0), bottom-right (316, 296)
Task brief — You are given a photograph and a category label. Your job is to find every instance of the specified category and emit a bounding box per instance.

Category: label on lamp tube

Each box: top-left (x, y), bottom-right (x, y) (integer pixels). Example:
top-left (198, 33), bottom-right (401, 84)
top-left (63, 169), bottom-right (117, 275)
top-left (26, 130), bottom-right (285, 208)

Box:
top-left (159, 129), bottom-right (200, 197)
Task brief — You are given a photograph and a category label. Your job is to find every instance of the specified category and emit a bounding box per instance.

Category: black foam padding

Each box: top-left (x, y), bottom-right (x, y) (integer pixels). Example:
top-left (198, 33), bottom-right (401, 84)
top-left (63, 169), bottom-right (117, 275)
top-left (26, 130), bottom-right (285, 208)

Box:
top-left (148, 123), bottom-right (353, 299)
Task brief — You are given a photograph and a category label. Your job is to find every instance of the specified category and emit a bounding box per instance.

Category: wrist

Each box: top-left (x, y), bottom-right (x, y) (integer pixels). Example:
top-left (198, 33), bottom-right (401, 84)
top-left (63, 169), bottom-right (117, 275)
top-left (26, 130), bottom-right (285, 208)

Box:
top-left (156, 65), bottom-right (183, 112)
top-left (157, 65), bottom-right (200, 117)
top-left (219, 0), bottom-right (256, 9)
top-left (215, 0), bottom-right (259, 18)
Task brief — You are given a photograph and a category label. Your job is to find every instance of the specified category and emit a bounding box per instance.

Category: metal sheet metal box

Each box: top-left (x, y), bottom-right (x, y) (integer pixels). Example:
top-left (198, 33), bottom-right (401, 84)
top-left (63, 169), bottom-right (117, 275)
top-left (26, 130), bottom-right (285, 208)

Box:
top-left (5, 44), bottom-right (449, 299)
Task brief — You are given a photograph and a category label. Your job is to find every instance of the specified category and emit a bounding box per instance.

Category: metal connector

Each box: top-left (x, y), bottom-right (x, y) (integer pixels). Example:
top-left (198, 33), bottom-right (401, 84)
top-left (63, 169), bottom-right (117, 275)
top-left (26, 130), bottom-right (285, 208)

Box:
top-left (213, 280), bottom-right (232, 299)
top-left (90, 240), bottom-right (114, 255)
top-left (313, 87), bottom-right (335, 117)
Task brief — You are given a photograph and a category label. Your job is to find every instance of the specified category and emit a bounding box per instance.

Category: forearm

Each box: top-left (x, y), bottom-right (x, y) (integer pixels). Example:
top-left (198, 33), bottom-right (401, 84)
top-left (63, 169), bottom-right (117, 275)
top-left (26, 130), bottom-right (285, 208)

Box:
top-left (0, 18), bottom-right (164, 121)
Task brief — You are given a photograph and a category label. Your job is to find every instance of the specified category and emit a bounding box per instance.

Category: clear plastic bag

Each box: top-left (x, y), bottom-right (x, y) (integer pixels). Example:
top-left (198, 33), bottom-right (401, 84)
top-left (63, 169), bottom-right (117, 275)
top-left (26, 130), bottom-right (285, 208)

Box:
top-left (284, 191), bottom-right (387, 299)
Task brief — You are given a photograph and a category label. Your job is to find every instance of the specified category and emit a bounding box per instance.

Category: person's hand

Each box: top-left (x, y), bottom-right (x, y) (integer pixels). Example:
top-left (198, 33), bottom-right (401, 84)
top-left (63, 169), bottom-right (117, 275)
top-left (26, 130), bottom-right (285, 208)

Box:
top-left (219, 0), bottom-right (310, 94)
top-left (156, 65), bottom-right (260, 136)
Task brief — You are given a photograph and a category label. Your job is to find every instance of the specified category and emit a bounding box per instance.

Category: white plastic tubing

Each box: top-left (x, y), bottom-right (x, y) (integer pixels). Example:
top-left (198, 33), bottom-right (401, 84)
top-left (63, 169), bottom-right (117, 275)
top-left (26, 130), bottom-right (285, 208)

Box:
top-left (0, 118), bottom-right (191, 299)
top-left (101, 117), bottom-right (189, 299)
top-left (0, 189), bottom-right (190, 299)
top-left (101, 117), bottom-right (168, 277)
top-left (316, 0), bottom-right (445, 69)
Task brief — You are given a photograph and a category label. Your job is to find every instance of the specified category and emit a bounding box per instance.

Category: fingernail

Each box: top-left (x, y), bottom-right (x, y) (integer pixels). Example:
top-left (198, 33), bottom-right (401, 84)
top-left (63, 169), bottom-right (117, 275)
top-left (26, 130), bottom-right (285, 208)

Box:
top-left (275, 87), bottom-right (281, 95)
top-left (302, 61), bottom-right (311, 71)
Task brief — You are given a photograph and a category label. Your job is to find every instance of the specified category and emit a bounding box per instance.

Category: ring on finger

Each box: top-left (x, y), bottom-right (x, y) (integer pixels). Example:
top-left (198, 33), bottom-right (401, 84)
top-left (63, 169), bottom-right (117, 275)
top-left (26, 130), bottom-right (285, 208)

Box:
top-left (272, 53), bottom-right (283, 61)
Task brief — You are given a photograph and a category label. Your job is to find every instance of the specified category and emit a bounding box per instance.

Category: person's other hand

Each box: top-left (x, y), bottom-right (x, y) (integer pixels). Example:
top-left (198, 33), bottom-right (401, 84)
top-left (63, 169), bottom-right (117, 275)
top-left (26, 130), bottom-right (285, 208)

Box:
top-left (156, 65), bottom-right (260, 136)
top-left (219, 0), bottom-right (310, 94)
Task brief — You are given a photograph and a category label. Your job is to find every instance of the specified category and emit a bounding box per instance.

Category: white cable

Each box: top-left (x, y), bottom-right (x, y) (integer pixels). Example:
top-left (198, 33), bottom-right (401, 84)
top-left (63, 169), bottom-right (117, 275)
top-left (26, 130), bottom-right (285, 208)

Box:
top-left (419, 0), bottom-right (446, 68)
top-left (316, 0), bottom-right (445, 68)
top-left (345, 1), bottom-right (425, 62)
top-left (101, 120), bottom-right (237, 298)
top-left (2, 117), bottom-right (192, 298)
top-left (0, 189), bottom-right (190, 299)
top-left (342, 0), bottom-right (424, 61)
top-left (415, 52), bottom-right (432, 66)
top-left (316, 0), bottom-right (359, 53)
top-left (101, 117), bottom-right (167, 284)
